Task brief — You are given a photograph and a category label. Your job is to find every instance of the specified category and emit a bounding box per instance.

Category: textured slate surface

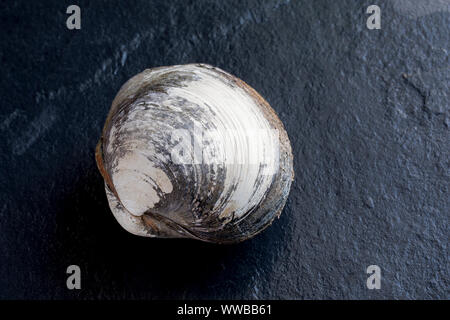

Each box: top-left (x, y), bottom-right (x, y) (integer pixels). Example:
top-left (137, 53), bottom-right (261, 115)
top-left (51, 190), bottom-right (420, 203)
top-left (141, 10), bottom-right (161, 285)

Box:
top-left (0, 0), bottom-right (448, 299)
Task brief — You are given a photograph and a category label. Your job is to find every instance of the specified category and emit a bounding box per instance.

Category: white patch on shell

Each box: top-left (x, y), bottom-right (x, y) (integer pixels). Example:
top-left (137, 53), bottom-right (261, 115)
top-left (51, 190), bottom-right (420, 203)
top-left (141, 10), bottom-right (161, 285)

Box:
top-left (111, 151), bottom-right (173, 216)
top-left (105, 183), bottom-right (151, 237)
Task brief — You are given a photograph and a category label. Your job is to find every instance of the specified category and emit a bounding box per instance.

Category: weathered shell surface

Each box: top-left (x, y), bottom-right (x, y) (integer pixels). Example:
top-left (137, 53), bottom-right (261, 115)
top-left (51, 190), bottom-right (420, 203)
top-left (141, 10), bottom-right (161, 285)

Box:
top-left (96, 64), bottom-right (293, 243)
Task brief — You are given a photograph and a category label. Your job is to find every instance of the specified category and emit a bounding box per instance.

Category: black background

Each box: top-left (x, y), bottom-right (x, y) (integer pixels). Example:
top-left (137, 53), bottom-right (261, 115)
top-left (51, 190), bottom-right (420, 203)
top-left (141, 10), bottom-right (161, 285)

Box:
top-left (0, 0), bottom-right (448, 299)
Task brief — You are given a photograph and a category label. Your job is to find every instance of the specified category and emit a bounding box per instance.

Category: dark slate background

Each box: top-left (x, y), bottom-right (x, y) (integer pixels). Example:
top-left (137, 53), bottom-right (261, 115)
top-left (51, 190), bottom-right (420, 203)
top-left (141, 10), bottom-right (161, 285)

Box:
top-left (0, 0), bottom-right (448, 299)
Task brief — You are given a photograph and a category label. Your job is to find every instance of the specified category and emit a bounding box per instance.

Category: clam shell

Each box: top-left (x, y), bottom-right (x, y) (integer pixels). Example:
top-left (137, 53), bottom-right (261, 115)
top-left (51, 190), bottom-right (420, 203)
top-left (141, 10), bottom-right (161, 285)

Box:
top-left (96, 63), bottom-right (293, 243)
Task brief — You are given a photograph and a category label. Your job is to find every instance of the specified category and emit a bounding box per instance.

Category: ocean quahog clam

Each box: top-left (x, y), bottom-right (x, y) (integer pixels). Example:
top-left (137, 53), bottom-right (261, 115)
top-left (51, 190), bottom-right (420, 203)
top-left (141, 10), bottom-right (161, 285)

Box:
top-left (96, 64), bottom-right (293, 243)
